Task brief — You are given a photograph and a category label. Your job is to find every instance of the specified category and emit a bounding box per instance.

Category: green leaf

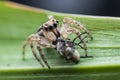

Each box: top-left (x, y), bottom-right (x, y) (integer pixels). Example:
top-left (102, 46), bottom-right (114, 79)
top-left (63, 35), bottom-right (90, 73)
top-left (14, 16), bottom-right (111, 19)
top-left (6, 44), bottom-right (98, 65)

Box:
top-left (0, 1), bottom-right (120, 80)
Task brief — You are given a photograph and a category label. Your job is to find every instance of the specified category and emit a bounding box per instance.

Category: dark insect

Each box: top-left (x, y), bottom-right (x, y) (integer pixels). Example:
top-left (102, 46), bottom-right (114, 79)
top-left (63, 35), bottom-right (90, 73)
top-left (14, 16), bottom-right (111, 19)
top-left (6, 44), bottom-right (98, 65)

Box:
top-left (56, 33), bottom-right (93, 64)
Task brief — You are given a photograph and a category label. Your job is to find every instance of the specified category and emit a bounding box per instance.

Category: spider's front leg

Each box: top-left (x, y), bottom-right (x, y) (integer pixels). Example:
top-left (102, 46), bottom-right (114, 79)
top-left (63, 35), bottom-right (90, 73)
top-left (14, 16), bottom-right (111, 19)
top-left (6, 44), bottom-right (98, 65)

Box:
top-left (22, 34), bottom-right (45, 67)
top-left (30, 42), bottom-right (45, 68)
top-left (22, 34), bottom-right (55, 69)
top-left (61, 27), bottom-right (88, 57)
top-left (62, 17), bottom-right (93, 40)
top-left (36, 38), bottom-right (56, 69)
top-left (22, 34), bottom-right (40, 60)
top-left (61, 17), bottom-right (94, 56)
top-left (37, 45), bottom-right (51, 69)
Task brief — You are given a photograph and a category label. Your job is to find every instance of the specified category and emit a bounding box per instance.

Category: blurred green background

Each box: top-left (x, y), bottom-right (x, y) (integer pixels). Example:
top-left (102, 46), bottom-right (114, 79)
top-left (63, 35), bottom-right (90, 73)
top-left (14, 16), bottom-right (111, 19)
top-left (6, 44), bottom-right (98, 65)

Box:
top-left (0, 1), bottom-right (120, 80)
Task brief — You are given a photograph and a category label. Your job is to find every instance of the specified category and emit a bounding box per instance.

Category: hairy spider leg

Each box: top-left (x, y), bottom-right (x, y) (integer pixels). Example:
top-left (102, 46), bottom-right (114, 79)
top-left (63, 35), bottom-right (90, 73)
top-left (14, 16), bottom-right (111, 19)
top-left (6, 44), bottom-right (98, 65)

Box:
top-left (61, 17), bottom-right (93, 57)
top-left (22, 40), bottom-right (29, 60)
top-left (22, 34), bottom-right (45, 67)
top-left (61, 25), bottom-right (88, 57)
top-left (63, 17), bottom-right (93, 40)
top-left (30, 42), bottom-right (44, 67)
top-left (37, 45), bottom-right (51, 69)
top-left (22, 34), bottom-right (39, 60)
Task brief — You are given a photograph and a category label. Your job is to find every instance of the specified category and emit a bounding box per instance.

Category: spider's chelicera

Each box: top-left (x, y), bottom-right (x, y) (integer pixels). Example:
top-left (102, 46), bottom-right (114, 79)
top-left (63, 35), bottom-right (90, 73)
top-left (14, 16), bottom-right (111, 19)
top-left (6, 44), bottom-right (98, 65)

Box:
top-left (22, 15), bottom-right (93, 69)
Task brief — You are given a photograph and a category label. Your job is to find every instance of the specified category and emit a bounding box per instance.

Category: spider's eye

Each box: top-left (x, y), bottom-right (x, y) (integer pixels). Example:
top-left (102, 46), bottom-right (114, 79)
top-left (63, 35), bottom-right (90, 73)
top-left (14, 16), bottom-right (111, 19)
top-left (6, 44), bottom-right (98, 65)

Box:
top-left (52, 19), bottom-right (55, 22)
top-left (56, 20), bottom-right (59, 23)
top-left (49, 26), bottom-right (53, 30)
top-left (44, 27), bottom-right (49, 31)
top-left (53, 23), bottom-right (57, 28)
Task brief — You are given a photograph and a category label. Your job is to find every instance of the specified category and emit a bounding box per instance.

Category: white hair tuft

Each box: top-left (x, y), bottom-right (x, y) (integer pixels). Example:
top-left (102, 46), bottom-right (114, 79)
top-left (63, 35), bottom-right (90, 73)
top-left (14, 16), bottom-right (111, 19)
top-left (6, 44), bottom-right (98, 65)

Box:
top-left (48, 15), bottom-right (54, 20)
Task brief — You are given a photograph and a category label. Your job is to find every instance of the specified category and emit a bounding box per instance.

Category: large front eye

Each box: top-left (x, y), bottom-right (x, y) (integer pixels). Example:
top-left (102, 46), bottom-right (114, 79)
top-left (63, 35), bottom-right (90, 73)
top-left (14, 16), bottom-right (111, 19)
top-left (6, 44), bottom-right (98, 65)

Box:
top-left (53, 23), bottom-right (57, 28)
top-left (49, 26), bottom-right (53, 30)
top-left (44, 27), bottom-right (49, 31)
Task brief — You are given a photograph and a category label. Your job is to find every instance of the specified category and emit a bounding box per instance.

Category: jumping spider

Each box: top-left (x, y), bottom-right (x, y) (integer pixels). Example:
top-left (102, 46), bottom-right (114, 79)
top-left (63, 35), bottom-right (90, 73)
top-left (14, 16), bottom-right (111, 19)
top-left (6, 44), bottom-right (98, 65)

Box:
top-left (22, 15), bottom-right (93, 69)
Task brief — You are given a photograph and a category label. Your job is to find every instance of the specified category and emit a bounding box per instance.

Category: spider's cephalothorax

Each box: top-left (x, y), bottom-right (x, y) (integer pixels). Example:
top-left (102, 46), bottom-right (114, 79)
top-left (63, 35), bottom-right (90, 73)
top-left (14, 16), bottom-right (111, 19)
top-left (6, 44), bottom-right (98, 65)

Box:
top-left (37, 16), bottom-right (60, 42)
top-left (22, 15), bottom-right (93, 69)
